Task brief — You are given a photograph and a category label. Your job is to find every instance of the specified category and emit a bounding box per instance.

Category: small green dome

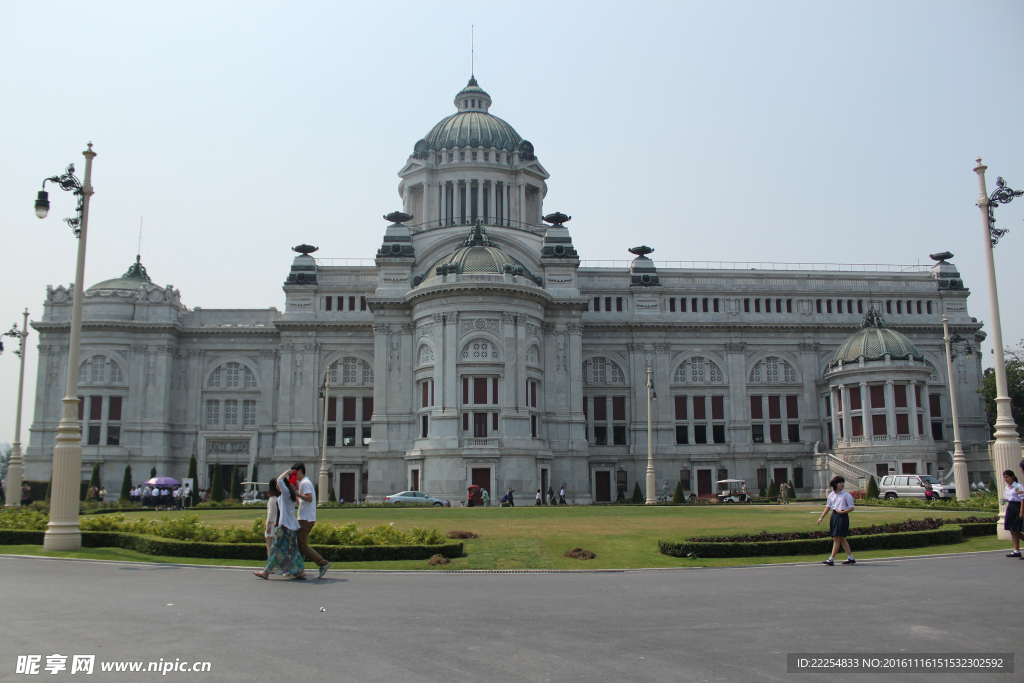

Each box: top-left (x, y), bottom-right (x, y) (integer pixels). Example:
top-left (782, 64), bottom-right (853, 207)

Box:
top-left (88, 256), bottom-right (152, 292)
top-left (830, 310), bottom-right (923, 368)
top-left (416, 224), bottom-right (540, 286)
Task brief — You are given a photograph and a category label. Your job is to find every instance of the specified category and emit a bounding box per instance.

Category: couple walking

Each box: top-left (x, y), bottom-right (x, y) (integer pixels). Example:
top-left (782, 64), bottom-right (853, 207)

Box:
top-left (254, 463), bottom-right (331, 581)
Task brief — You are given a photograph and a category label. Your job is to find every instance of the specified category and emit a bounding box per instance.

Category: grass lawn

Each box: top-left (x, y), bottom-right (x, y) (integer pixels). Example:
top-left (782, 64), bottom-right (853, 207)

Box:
top-left (1, 504), bottom-right (1003, 570)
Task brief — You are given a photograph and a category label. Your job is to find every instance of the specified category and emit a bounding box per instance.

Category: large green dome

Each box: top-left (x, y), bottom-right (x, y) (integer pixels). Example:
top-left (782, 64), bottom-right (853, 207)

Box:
top-left (411, 77), bottom-right (531, 156)
top-left (829, 310), bottom-right (923, 368)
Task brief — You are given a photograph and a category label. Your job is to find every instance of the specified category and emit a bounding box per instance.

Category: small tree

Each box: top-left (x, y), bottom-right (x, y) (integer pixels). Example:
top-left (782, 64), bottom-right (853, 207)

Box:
top-left (788, 479), bottom-right (796, 498)
top-left (185, 452), bottom-right (198, 507)
top-left (672, 481), bottom-right (685, 505)
top-left (548, 485), bottom-right (556, 505)
top-left (616, 488), bottom-right (625, 503)
top-left (631, 481), bottom-right (644, 503)
top-left (89, 463), bottom-right (101, 491)
top-left (210, 464), bottom-right (224, 502)
top-left (328, 482), bottom-right (337, 503)
top-left (120, 465), bottom-right (132, 502)
top-left (251, 463), bottom-right (259, 488)
top-left (767, 479), bottom-right (778, 500)
top-left (45, 474), bottom-right (52, 502)
top-left (150, 467), bottom-right (157, 478)
top-left (230, 466), bottom-right (243, 500)
top-left (758, 488), bottom-right (766, 498)
top-left (866, 475), bottom-right (879, 499)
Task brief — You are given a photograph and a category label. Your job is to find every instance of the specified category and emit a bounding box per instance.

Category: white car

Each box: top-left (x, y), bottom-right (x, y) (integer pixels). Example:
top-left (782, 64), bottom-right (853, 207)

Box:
top-left (877, 475), bottom-right (955, 500)
top-left (383, 491), bottom-right (451, 507)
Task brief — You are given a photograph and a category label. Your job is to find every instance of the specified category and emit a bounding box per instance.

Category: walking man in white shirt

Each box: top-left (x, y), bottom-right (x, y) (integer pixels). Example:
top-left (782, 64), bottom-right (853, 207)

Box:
top-left (292, 463), bottom-right (331, 579)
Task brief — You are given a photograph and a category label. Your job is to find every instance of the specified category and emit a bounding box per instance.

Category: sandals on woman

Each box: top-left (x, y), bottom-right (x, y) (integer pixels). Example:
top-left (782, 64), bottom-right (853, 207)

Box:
top-left (253, 570), bottom-right (269, 580)
top-left (293, 573), bottom-right (308, 580)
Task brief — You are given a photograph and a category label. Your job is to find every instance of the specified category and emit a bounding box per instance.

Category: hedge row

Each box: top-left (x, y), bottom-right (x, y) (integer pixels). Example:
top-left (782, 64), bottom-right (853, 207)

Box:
top-left (959, 523), bottom-right (997, 538)
top-left (659, 526), bottom-right (966, 558)
top-left (0, 529), bottom-right (463, 563)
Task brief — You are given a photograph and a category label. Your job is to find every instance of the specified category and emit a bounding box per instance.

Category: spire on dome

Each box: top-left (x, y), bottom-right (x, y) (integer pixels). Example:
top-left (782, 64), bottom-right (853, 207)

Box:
top-left (122, 255), bottom-right (151, 282)
top-left (454, 76), bottom-right (492, 113)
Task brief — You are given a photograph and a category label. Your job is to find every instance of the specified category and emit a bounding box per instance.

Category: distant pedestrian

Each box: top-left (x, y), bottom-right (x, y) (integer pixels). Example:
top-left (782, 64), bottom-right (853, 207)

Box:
top-left (142, 485), bottom-right (152, 507)
top-left (20, 482), bottom-right (31, 507)
top-left (98, 487), bottom-right (107, 503)
top-left (482, 488), bottom-right (490, 507)
top-left (661, 481), bottom-right (669, 502)
top-left (1001, 469), bottom-right (1024, 558)
top-left (536, 489), bottom-right (542, 506)
top-left (559, 485), bottom-right (566, 505)
top-left (817, 476), bottom-right (855, 566)
top-left (292, 463), bottom-right (331, 579)
top-left (506, 487), bottom-right (516, 507)
top-left (253, 469), bottom-right (306, 580)
top-left (779, 482), bottom-right (789, 504)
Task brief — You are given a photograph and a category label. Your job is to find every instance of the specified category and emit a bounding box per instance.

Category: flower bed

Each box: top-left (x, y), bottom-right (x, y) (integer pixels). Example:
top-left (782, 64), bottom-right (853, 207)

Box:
top-left (658, 516), bottom-right (997, 558)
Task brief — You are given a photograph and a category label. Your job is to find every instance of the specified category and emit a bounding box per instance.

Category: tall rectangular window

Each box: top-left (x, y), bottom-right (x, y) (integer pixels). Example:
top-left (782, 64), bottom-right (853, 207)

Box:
top-left (702, 298), bottom-right (709, 313)
top-left (816, 299), bottom-right (822, 313)
top-left (711, 396), bottom-right (724, 420)
top-left (857, 300), bottom-right (864, 314)
top-left (681, 297), bottom-right (687, 312)
top-left (593, 297), bottom-right (601, 311)
top-left (744, 298), bottom-right (750, 313)
top-left (594, 396), bottom-right (607, 421)
top-left (361, 296), bottom-right (367, 311)
top-left (616, 297), bottom-right (623, 312)
top-left (325, 297), bottom-right (333, 311)
top-left (108, 396), bottom-right (122, 421)
top-left (691, 298), bottom-right (698, 312)
top-left (675, 396), bottom-right (687, 420)
top-left (669, 298), bottom-right (676, 312)
top-left (870, 385), bottom-right (885, 408)
top-left (205, 400), bottom-right (219, 426)
top-left (474, 378), bottom-right (488, 404)
top-left (612, 396), bottom-right (625, 420)
top-left (693, 396), bottom-right (706, 421)
top-left (786, 395), bottom-right (799, 419)
top-left (786, 299), bottom-right (793, 313)
top-left (363, 397), bottom-right (374, 421)
top-left (750, 395), bottom-right (763, 420)
top-left (90, 396), bottom-right (103, 421)
top-left (342, 396), bottom-right (357, 422)
top-left (328, 396), bottom-right (337, 421)
top-left (713, 298), bottom-right (720, 313)
top-left (348, 296), bottom-right (356, 310)
top-left (605, 297), bottom-right (612, 311)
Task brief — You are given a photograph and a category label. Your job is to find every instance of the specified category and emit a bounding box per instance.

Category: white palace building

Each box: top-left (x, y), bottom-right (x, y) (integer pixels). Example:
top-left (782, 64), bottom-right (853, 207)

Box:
top-left (25, 78), bottom-right (993, 502)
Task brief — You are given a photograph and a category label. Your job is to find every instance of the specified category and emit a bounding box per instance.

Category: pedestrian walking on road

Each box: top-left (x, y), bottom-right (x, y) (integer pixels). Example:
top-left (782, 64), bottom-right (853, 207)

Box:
top-left (264, 478), bottom-right (280, 557)
top-left (536, 489), bottom-right (542, 505)
top-left (506, 486), bottom-right (516, 507)
top-left (292, 463), bottom-right (331, 579)
top-left (253, 468), bottom-right (307, 580)
top-left (779, 482), bottom-right (789, 505)
top-left (482, 488), bottom-right (490, 507)
top-left (817, 476), bottom-right (855, 566)
top-left (1001, 469), bottom-right (1024, 558)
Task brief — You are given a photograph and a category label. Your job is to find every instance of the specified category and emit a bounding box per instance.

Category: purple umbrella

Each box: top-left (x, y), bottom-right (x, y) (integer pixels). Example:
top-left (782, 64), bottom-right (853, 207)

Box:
top-left (144, 477), bottom-right (180, 487)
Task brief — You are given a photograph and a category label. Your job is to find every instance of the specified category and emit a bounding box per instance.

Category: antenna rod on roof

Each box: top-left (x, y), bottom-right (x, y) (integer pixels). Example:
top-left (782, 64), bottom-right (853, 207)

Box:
top-left (137, 216), bottom-right (143, 260)
top-left (471, 25), bottom-right (474, 78)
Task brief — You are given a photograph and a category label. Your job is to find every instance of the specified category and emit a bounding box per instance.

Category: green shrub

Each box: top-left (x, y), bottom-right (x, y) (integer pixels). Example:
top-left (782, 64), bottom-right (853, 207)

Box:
top-left (230, 467), bottom-right (242, 500)
top-left (759, 488), bottom-right (766, 498)
top-left (672, 481), bottom-right (685, 505)
top-left (631, 482), bottom-right (644, 504)
top-left (866, 475), bottom-right (879, 499)
top-left (660, 526), bottom-right (965, 558)
top-left (616, 488), bottom-right (625, 503)
top-left (210, 464), bottom-right (224, 502)
top-left (120, 465), bottom-right (132, 502)
top-left (150, 467), bottom-right (157, 478)
top-left (766, 479), bottom-right (778, 500)
top-left (548, 485), bottom-right (555, 505)
top-left (788, 479), bottom-right (796, 497)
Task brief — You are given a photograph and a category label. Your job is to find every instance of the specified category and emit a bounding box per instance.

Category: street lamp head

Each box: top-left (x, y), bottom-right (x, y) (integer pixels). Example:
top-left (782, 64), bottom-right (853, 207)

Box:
top-left (34, 190), bottom-right (50, 219)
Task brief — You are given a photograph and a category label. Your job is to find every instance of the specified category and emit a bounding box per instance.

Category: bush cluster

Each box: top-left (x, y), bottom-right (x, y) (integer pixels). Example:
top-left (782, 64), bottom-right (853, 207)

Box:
top-left (563, 547), bottom-right (596, 560)
top-left (686, 516), bottom-right (997, 543)
top-left (446, 530), bottom-right (479, 539)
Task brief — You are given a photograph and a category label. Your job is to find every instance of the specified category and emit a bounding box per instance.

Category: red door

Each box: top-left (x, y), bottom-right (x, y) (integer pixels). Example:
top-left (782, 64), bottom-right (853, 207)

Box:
top-left (472, 468), bottom-right (490, 496)
top-left (774, 468), bottom-right (788, 490)
top-left (595, 471), bottom-right (611, 502)
top-left (338, 472), bottom-right (355, 503)
top-left (697, 470), bottom-right (713, 497)
top-left (411, 469), bottom-right (420, 492)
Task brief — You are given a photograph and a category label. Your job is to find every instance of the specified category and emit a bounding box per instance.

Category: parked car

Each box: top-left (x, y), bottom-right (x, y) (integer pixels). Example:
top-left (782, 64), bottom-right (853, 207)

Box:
top-left (384, 491), bottom-right (451, 507)
top-left (877, 474), bottom-right (954, 500)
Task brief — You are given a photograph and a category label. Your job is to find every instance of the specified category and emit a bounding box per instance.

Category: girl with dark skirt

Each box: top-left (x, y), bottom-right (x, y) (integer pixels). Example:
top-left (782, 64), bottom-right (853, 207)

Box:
top-left (1001, 470), bottom-right (1024, 558)
top-left (817, 475), bottom-right (855, 566)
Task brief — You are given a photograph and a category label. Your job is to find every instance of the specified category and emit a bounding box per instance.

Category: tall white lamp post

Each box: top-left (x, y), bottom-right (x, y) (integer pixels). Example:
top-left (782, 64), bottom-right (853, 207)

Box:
top-left (317, 370), bottom-right (331, 506)
top-left (35, 143), bottom-right (96, 551)
top-left (3, 310), bottom-right (30, 507)
top-left (645, 366), bottom-right (657, 505)
top-left (941, 315), bottom-right (969, 500)
top-left (973, 159), bottom-right (1022, 539)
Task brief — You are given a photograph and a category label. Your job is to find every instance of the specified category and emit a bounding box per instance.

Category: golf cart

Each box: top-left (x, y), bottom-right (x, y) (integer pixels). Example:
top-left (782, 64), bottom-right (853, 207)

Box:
top-left (716, 479), bottom-right (751, 503)
top-left (240, 481), bottom-right (267, 505)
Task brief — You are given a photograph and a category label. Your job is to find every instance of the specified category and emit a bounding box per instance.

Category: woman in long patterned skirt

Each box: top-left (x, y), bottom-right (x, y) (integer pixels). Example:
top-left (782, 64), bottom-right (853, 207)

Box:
top-left (253, 469), bottom-right (307, 580)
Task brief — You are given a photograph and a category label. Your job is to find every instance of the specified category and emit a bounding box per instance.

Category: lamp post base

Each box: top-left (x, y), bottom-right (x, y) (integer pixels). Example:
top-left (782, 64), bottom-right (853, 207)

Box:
top-left (992, 436), bottom-right (1022, 541)
top-left (4, 443), bottom-right (22, 507)
top-left (645, 468), bottom-right (657, 505)
top-left (45, 403), bottom-right (83, 551)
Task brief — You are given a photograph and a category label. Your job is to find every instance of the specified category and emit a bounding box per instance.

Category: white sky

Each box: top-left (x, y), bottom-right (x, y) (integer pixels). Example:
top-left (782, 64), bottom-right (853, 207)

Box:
top-left (1, 1), bottom-right (1022, 445)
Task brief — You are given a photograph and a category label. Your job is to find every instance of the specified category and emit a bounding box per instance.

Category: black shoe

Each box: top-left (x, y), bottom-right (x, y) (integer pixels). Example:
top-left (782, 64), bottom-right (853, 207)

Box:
top-left (1006, 552), bottom-right (1021, 558)
top-left (841, 558), bottom-right (856, 565)
top-left (822, 558), bottom-right (834, 566)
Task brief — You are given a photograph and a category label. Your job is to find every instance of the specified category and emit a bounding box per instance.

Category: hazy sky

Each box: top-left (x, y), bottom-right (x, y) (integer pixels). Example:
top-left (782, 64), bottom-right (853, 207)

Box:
top-left (1, 1), bottom-right (1022, 447)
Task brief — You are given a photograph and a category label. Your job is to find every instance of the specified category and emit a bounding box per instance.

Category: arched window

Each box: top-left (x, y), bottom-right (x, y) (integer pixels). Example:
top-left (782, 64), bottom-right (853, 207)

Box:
top-left (79, 355), bottom-right (125, 386)
top-left (208, 362), bottom-right (256, 389)
top-left (526, 345), bottom-right (540, 366)
top-left (584, 357), bottom-right (625, 385)
top-left (328, 356), bottom-right (374, 386)
top-left (673, 357), bottom-right (724, 384)
top-left (749, 357), bottom-right (798, 383)
top-left (462, 340), bottom-right (499, 360)
top-left (419, 345), bottom-right (434, 365)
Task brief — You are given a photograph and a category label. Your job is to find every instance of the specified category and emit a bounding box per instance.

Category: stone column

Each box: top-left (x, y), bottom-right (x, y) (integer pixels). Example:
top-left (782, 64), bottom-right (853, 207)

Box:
top-left (503, 183), bottom-right (510, 226)
top-left (884, 380), bottom-right (897, 437)
top-left (762, 395), bottom-right (770, 442)
top-left (488, 181), bottom-right (497, 225)
top-left (440, 181), bottom-right (448, 226)
top-left (840, 384), bottom-right (852, 445)
top-left (502, 312), bottom-right (518, 417)
top-left (370, 326), bottom-right (389, 449)
top-left (780, 391), bottom-right (789, 443)
top-left (443, 312), bottom-right (459, 411)
top-left (909, 380), bottom-right (921, 438)
top-left (566, 322), bottom-right (585, 447)
top-left (830, 388), bottom-right (840, 449)
top-left (860, 382), bottom-right (871, 439)
top-left (455, 181), bottom-right (463, 225)
top-left (922, 380), bottom-right (933, 439)
top-left (430, 314), bottom-right (446, 409)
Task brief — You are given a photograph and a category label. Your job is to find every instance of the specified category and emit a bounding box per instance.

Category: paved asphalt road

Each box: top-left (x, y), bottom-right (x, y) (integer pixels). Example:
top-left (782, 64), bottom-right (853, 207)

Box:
top-left (1, 551), bottom-right (1018, 683)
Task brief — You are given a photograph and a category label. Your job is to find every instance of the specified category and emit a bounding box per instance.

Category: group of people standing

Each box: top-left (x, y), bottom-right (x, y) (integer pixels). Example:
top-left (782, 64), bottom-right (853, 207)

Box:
top-left (253, 463), bottom-right (331, 581)
top-left (127, 485), bottom-right (181, 508)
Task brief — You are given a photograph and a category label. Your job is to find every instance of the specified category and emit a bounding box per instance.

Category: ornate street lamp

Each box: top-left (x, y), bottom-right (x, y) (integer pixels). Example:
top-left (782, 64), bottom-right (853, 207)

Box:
top-left (35, 144), bottom-right (96, 550)
top-left (3, 310), bottom-right (29, 507)
top-left (941, 316), bottom-right (969, 500)
top-left (318, 370), bottom-right (331, 506)
top-left (973, 159), bottom-right (1022, 538)
top-left (645, 366), bottom-right (658, 504)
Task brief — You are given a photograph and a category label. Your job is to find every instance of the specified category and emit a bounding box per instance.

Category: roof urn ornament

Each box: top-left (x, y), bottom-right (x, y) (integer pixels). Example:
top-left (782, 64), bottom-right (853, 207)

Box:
top-left (629, 245), bottom-right (654, 258)
top-left (542, 212), bottom-right (571, 226)
top-left (929, 251), bottom-right (954, 262)
top-left (384, 211), bottom-right (413, 225)
top-left (292, 244), bottom-right (319, 255)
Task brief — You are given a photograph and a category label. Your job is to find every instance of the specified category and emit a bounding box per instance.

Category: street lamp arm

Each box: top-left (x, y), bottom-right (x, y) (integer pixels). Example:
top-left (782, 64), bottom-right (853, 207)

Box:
top-left (38, 163), bottom-right (85, 237)
top-left (986, 177), bottom-right (1023, 246)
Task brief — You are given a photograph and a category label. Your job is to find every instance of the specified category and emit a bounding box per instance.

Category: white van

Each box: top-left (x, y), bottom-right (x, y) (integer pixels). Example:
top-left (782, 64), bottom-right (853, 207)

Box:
top-left (877, 475), bottom-right (954, 500)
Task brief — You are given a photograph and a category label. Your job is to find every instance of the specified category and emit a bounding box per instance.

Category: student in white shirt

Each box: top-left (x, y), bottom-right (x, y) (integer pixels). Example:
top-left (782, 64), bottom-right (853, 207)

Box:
top-left (253, 468), bottom-right (306, 580)
top-left (1001, 469), bottom-right (1024, 557)
top-left (291, 463), bottom-right (331, 579)
top-left (264, 478), bottom-right (280, 557)
top-left (817, 475), bottom-right (855, 566)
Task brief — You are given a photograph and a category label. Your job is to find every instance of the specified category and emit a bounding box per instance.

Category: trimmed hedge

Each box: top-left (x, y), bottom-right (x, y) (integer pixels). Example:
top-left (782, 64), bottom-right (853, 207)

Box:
top-left (0, 528), bottom-right (463, 563)
top-left (959, 523), bottom-right (997, 538)
top-left (660, 526), bottom-right (966, 558)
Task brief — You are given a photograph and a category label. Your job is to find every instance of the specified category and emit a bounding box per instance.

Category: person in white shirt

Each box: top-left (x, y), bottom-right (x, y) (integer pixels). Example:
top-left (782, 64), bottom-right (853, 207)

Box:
top-left (253, 468), bottom-right (306, 580)
top-left (291, 463), bottom-right (330, 579)
top-left (1001, 469), bottom-right (1024, 557)
top-left (816, 475), bottom-right (855, 566)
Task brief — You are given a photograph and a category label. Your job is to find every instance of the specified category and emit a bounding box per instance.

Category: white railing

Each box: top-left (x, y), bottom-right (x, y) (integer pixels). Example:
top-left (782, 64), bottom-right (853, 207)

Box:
top-left (850, 436), bottom-right (865, 443)
top-left (872, 435), bottom-right (889, 443)
top-left (314, 258), bottom-right (377, 267)
top-left (897, 434), bottom-right (914, 442)
top-left (465, 438), bottom-right (498, 448)
top-left (578, 260), bottom-right (932, 273)
top-left (821, 453), bottom-right (875, 482)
